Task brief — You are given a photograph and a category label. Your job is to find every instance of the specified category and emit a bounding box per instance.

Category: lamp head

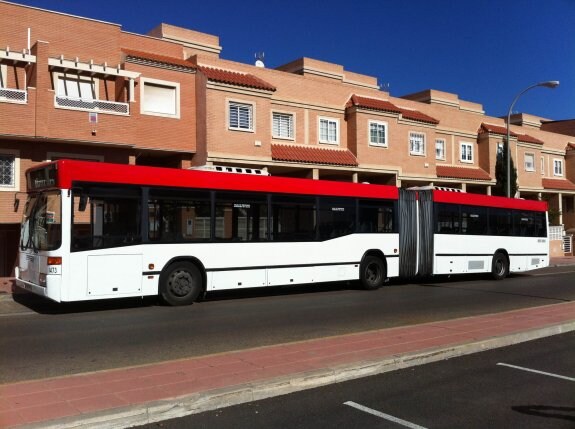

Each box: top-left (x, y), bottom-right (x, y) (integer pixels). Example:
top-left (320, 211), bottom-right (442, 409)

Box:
top-left (540, 80), bottom-right (560, 88)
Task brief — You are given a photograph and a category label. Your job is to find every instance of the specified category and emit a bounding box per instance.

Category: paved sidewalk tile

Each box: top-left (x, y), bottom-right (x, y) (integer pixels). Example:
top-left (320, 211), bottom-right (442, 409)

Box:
top-left (1, 301), bottom-right (574, 428)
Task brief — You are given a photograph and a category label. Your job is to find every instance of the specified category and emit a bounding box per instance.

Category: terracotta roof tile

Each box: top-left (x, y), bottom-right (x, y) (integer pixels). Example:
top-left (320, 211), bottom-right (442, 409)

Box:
top-left (346, 95), bottom-right (439, 125)
top-left (271, 144), bottom-right (358, 167)
top-left (399, 109), bottom-right (439, 124)
top-left (479, 123), bottom-right (518, 137)
top-left (518, 134), bottom-right (544, 145)
top-left (122, 49), bottom-right (196, 70)
top-left (346, 95), bottom-right (402, 114)
top-left (567, 143), bottom-right (575, 151)
top-left (436, 165), bottom-right (491, 181)
top-left (542, 178), bottom-right (575, 191)
top-left (198, 66), bottom-right (276, 91)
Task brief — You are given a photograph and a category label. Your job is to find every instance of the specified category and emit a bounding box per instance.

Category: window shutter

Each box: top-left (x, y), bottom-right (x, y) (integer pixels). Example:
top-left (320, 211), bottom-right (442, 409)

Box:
top-left (143, 83), bottom-right (176, 115)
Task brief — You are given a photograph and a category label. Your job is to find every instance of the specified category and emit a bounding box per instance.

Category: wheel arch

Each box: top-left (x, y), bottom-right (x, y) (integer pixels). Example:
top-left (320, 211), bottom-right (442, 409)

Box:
top-left (361, 249), bottom-right (387, 273)
top-left (494, 248), bottom-right (510, 263)
top-left (159, 256), bottom-right (207, 293)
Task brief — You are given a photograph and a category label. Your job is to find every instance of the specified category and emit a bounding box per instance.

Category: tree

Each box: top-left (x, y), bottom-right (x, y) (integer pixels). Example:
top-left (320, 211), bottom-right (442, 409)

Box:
top-left (493, 141), bottom-right (518, 197)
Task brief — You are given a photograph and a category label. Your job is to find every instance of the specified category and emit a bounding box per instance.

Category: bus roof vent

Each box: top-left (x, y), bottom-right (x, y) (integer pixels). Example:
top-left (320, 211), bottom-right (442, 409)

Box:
top-left (188, 165), bottom-right (270, 176)
top-left (434, 186), bottom-right (464, 192)
top-left (406, 185), bottom-right (464, 193)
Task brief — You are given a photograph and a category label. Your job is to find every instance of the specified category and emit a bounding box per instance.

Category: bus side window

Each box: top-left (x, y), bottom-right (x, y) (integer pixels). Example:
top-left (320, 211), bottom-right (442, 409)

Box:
top-left (214, 191), bottom-right (268, 242)
top-left (436, 203), bottom-right (460, 234)
top-left (72, 186), bottom-right (141, 251)
top-left (148, 189), bottom-right (211, 242)
top-left (271, 195), bottom-right (316, 241)
top-left (358, 199), bottom-right (395, 233)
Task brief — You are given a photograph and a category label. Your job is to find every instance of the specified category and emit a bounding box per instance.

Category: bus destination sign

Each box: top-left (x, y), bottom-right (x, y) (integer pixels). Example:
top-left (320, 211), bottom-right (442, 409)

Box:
top-left (27, 164), bottom-right (58, 191)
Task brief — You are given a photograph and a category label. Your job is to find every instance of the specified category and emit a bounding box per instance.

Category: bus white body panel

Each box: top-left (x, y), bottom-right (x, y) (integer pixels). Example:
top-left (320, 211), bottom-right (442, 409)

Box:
top-left (62, 234), bottom-right (399, 300)
top-left (433, 234), bottom-right (548, 275)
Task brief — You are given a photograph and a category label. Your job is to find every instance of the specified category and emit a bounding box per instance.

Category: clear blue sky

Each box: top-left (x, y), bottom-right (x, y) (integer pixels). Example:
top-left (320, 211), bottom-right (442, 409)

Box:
top-left (14, 0), bottom-right (575, 120)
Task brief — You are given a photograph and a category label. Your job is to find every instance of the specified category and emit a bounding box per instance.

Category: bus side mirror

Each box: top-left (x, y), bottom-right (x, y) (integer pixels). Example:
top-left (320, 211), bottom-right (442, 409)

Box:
top-left (79, 195), bottom-right (88, 212)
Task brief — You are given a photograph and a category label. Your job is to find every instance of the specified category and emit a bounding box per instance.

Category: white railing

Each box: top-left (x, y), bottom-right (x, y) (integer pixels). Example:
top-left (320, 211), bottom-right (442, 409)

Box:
top-left (0, 87), bottom-right (27, 104)
top-left (55, 95), bottom-right (129, 115)
top-left (548, 225), bottom-right (564, 241)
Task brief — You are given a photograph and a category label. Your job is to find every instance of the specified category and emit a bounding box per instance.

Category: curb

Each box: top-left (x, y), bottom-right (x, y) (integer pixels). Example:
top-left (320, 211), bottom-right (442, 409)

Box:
top-left (24, 320), bottom-right (575, 429)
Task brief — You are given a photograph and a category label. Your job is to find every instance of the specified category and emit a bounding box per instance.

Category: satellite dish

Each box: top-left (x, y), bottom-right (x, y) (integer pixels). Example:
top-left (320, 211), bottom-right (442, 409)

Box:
top-left (255, 52), bottom-right (265, 68)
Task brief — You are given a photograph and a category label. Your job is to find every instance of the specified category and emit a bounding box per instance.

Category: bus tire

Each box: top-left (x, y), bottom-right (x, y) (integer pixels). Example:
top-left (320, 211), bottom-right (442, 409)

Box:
top-left (360, 255), bottom-right (386, 290)
top-left (491, 252), bottom-right (509, 280)
top-left (160, 262), bottom-right (202, 306)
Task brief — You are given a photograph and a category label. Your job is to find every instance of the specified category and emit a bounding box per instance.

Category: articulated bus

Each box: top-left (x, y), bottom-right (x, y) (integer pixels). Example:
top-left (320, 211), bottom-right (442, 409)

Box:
top-left (16, 160), bottom-right (548, 305)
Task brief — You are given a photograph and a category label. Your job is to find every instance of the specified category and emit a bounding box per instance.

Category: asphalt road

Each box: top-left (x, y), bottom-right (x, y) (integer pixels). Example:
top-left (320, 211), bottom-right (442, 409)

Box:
top-left (1, 266), bottom-right (574, 384)
top-left (141, 332), bottom-right (575, 429)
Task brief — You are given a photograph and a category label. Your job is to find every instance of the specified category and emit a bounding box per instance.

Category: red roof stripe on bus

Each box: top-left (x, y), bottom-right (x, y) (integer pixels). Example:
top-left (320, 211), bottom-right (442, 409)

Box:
top-left (53, 160), bottom-right (398, 200)
top-left (271, 144), bottom-right (358, 166)
top-left (542, 178), bottom-right (575, 191)
top-left (433, 189), bottom-right (548, 212)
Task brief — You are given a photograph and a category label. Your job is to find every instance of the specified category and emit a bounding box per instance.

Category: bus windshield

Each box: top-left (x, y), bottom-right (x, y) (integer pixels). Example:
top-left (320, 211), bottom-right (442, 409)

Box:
top-left (20, 191), bottom-right (62, 251)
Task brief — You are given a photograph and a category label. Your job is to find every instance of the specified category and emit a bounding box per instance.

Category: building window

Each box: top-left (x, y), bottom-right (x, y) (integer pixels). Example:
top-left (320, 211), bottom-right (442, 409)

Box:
top-left (460, 142), bottom-right (473, 163)
top-left (369, 121), bottom-right (388, 147)
top-left (229, 102), bottom-right (254, 131)
top-left (57, 74), bottom-right (96, 100)
top-left (541, 156), bottom-right (545, 175)
top-left (142, 78), bottom-right (179, 118)
top-left (409, 132), bottom-right (425, 155)
top-left (554, 159), bottom-right (563, 176)
top-left (435, 139), bottom-right (445, 160)
top-left (0, 64), bottom-right (6, 88)
top-left (0, 150), bottom-right (19, 191)
top-left (524, 153), bottom-right (535, 172)
top-left (319, 117), bottom-right (339, 145)
top-left (272, 112), bottom-right (294, 139)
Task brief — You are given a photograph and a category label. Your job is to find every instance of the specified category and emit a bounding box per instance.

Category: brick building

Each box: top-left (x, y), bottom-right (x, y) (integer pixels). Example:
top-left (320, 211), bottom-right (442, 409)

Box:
top-left (1, 1), bottom-right (574, 275)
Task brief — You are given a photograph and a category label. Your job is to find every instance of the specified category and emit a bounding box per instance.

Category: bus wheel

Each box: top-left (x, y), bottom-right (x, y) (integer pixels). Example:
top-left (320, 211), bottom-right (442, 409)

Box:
top-left (491, 252), bottom-right (509, 280)
top-left (360, 255), bottom-right (386, 290)
top-left (160, 262), bottom-right (202, 306)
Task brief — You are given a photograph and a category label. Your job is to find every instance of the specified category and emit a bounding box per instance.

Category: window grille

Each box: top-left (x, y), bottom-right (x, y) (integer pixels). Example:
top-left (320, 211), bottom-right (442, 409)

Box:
top-left (0, 155), bottom-right (15, 187)
top-left (229, 102), bottom-right (253, 130)
top-left (273, 113), bottom-right (293, 139)
top-left (435, 139), bottom-right (445, 159)
top-left (409, 132), bottom-right (425, 155)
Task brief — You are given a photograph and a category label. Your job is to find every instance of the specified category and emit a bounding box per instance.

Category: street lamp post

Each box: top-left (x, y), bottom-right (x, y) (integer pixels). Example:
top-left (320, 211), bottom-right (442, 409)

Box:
top-left (506, 81), bottom-right (559, 198)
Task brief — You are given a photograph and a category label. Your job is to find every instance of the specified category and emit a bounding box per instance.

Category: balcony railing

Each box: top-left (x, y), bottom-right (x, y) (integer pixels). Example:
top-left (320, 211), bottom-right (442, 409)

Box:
top-left (0, 87), bottom-right (27, 104)
top-left (55, 95), bottom-right (129, 115)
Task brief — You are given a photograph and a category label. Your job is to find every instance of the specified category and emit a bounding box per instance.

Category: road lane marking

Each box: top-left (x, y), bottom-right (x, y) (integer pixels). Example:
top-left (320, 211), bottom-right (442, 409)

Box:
top-left (344, 401), bottom-right (428, 429)
top-left (497, 363), bottom-right (575, 382)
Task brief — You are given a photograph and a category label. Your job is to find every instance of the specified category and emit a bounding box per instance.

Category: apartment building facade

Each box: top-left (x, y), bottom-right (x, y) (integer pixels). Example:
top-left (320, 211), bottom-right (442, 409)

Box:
top-left (1, 1), bottom-right (574, 275)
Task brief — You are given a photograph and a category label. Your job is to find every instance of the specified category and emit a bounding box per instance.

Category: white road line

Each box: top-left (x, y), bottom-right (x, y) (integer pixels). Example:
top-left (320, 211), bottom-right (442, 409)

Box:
top-left (497, 363), bottom-right (575, 382)
top-left (344, 401), bottom-right (428, 429)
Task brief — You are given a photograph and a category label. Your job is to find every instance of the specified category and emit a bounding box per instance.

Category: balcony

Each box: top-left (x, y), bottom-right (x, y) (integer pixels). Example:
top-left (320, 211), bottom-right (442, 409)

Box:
top-left (0, 87), bottom-right (27, 104)
top-left (55, 95), bottom-right (129, 115)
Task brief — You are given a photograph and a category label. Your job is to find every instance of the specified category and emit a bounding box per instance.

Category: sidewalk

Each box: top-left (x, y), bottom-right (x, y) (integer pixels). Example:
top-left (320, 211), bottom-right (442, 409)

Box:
top-left (1, 301), bottom-right (574, 428)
